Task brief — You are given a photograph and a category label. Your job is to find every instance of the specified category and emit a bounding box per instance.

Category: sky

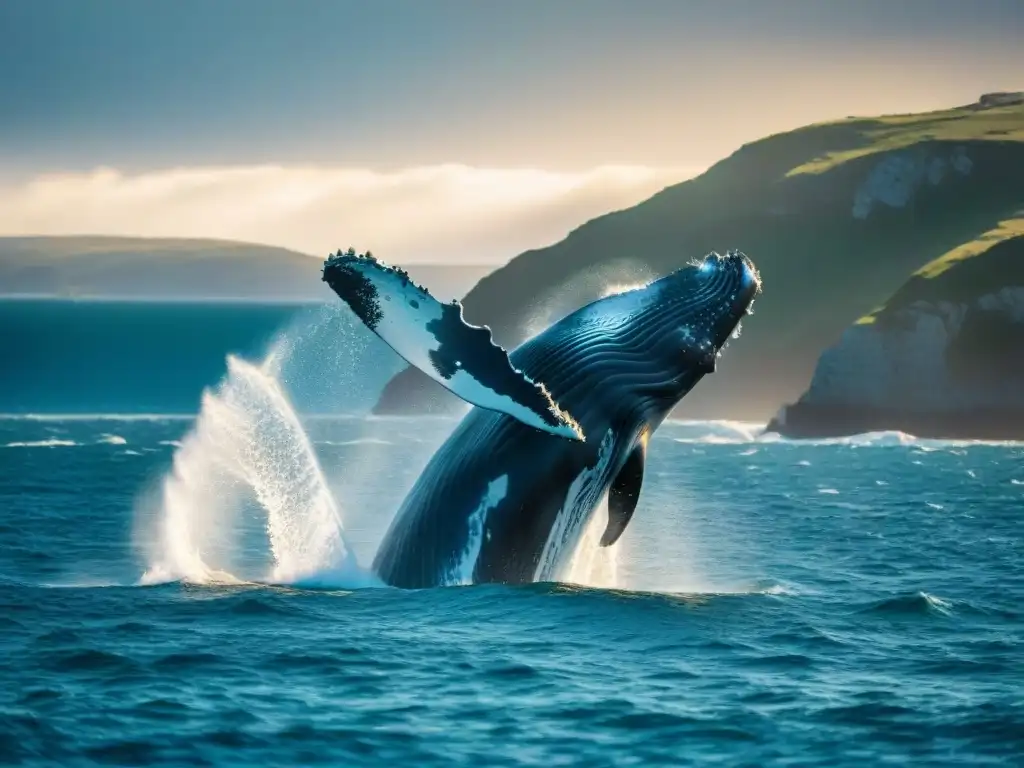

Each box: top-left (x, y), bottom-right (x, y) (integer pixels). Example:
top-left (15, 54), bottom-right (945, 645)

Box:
top-left (0, 0), bottom-right (1021, 263)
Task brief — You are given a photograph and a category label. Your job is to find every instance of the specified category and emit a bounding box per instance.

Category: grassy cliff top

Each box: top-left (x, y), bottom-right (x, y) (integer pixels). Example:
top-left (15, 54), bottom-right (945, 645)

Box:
top-left (786, 101), bottom-right (1024, 176)
top-left (859, 226), bottom-right (1024, 324)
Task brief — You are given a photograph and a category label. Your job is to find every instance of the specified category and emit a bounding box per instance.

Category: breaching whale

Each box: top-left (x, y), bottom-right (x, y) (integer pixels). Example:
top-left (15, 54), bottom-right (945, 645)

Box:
top-left (322, 249), bottom-right (760, 588)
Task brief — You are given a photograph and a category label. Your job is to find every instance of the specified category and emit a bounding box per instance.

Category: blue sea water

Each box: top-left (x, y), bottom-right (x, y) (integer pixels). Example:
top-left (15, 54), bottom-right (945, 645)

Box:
top-left (1, 299), bottom-right (1023, 766)
top-left (0, 300), bottom-right (400, 415)
top-left (0, 414), bottom-right (1021, 766)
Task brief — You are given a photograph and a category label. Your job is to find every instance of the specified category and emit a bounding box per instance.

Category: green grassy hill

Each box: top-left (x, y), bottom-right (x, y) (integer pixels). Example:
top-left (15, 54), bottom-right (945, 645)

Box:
top-left (377, 96), bottom-right (1024, 420)
top-left (861, 219), bottom-right (1024, 321)
top-left (0, 236), bottom-right (491, 301)
top-left (0, 236), bottom-right (326, 300)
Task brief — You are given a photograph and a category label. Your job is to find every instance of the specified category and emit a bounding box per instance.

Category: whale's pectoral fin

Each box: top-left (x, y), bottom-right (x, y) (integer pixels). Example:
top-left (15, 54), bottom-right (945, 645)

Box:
top-left (601, 439), bottom-right (646, 546)
top-left (322, 250), bottom-right (584, 441)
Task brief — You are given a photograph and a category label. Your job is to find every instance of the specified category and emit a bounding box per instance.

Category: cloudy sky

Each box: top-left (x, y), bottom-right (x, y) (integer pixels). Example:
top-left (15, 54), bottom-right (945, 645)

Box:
top-left (1, 0), bottom-right (1021, 263)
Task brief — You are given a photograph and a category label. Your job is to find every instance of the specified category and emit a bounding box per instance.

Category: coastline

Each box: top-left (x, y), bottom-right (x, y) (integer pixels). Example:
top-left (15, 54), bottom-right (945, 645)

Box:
top-left (766, 402), bottom-right (1024, 441)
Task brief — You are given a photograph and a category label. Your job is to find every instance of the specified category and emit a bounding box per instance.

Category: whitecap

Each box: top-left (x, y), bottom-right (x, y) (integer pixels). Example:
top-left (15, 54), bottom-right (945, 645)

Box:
top-left (4, 439), bottom-right (78, 448)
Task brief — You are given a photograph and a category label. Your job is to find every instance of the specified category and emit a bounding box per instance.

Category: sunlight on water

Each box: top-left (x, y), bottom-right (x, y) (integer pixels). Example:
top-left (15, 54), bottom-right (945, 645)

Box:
top-left (534, 430), bottom-right (617, 583)
top-left (564, 497), bottom-right (620, 589)
top-left (600, 281), bottom-right (649, 298)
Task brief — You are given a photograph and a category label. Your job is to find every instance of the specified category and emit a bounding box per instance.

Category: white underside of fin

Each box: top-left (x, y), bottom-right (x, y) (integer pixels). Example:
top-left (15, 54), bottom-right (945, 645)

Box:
top-left (324, 254), bottom-right (583, 440)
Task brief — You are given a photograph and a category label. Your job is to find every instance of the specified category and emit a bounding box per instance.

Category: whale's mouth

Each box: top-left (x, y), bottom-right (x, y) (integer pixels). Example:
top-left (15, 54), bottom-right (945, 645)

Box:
top-left (712, 251), bottom-right (760, 346)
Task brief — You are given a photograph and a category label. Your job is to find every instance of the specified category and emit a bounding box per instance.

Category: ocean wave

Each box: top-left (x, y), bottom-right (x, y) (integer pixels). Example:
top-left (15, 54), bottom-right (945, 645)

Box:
top-left (665, 422), bottom-right (1024, 449)
top-left (97, 434), bottom-right (127, 445)
top-left (275, 569), bottom-right (385, 590)
top-left (41, 648), bottom-right (139, 674)
top-left (151, 651), bottom-right (224, 671)
top-left (857, 591), bottom-right (954, 617)
top-left (37, 579), bottom-right (125, 589)
top-left (228, 597), bottom-right (304, 617)
top-left (0, 413), bottom-right (193, 422)
top-left (807, 430), bottom-right (918, 446)
top-left (3, 439), bottom-right (78, 448)
top-left (664, 419), bottom-right (763, 444)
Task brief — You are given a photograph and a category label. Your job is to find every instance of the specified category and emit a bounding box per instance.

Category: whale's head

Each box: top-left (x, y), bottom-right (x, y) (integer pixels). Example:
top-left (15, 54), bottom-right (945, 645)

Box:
top-left (597, 250), bottom-right (760, 421)
top-left (667, 249), bottom-right (760, 358)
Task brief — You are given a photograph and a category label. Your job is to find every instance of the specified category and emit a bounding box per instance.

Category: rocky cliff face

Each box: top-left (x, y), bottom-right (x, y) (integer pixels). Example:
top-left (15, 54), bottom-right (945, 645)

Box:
top-left (851, 146), bottom-right (973, 220)
top-left (769, 235), bottom-right (1024, 439)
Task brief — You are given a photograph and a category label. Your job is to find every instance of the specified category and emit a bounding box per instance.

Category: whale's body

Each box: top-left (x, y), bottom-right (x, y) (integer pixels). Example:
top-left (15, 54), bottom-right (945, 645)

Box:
top-left (323, 250), bottom-right (760, 588)
top-left (372, 323), bottom-right (643, 587)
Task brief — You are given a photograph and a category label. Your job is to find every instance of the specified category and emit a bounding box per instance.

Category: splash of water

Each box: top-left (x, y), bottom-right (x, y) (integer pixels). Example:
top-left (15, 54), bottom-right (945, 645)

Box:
top-left (534, 430), bottom-right (621, 586)
top-left (563, 497), bottom-right (621, 589)
top-left (139, 350), bottom-right (372, 587)
top-left (137, 298), bottom-right (628, 592)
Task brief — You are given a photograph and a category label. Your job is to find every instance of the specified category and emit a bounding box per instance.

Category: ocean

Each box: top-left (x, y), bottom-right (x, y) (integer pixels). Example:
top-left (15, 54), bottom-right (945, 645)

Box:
top-left (0, 300), bottom-right (1022, 766)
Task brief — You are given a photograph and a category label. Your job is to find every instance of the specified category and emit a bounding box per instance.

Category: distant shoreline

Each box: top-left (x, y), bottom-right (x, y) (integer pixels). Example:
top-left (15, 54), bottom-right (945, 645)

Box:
top-left (0, 293), bottom-right (330, 305)
top-left (767, 403), bottom-right (1024, 441)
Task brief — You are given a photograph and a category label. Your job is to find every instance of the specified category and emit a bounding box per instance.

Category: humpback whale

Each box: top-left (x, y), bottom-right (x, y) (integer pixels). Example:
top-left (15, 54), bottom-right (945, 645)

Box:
top-left (323, 249), bottom-right (760, 588)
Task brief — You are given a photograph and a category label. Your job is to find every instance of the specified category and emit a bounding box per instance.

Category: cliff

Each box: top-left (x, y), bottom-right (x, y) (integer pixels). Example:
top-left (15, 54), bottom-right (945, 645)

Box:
top-left (375, 97), bottom-right (1024, 421)
top-left (767, 230), bottom-right (1024, 439)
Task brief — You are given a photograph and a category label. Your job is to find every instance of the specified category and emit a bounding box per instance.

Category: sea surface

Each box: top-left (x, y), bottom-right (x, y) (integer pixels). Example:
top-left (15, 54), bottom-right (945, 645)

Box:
top-left (0, 413), bottom-right (1021, 766)
top-left (0, 299), bottom-right (400, 415)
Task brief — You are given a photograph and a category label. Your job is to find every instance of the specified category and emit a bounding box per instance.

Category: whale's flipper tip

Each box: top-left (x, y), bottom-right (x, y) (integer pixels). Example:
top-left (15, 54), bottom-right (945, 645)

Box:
top-left (323, 250), bottom-right (584, 441)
